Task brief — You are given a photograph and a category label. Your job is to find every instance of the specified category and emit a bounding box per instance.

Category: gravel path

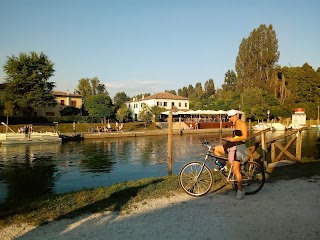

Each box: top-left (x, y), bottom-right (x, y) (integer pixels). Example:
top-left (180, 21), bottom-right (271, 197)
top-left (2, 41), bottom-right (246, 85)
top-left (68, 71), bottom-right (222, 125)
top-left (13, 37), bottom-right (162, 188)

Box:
top-left (2, 178), bottom-right (320, 240)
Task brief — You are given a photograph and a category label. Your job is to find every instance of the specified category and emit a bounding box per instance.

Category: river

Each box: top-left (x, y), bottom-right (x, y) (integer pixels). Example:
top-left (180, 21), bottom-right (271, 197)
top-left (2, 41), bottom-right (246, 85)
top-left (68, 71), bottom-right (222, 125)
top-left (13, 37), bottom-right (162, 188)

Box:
top-left (0, 129), bottom-right (319, 204)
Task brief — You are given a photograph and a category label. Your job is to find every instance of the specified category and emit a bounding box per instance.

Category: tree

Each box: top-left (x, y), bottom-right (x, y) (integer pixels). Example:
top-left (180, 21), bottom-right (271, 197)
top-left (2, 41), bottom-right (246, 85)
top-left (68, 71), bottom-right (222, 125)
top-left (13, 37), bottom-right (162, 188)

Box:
top-left (60, 106), bottom-right (81, 116)
top-left (3, 51), bottom-right (56, 116)
top-left (84, 94), bottom-right (114, 122)
top-left (203, 79), bottom-right (215, 98)
top-left (178, 86), bottom-right (188, 97)
top-left (165, 90), bottom-right (177, 95)
top-left (116, 104), bottom-right (131, 123)
top-left (149, 105), bottom-right (166, 122)
top-left (139, 103), bottom-right (152, 127)
top-left (74, 77), bottom-right (108, 99)
top-left (235, 24), bottom-right (280, 90)
top-left (114, 91), bottom-right (130, 109)
top-left (132, 93), bottom-right (151, 100)
top-left (222, 70), bottom-right (237, 92)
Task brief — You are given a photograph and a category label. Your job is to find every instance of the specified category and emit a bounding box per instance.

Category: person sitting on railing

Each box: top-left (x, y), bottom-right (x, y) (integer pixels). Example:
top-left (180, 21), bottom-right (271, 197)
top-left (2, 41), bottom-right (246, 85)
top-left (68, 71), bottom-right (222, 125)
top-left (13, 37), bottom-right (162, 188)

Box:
top-left (214, 109), bottom-right (248, 200)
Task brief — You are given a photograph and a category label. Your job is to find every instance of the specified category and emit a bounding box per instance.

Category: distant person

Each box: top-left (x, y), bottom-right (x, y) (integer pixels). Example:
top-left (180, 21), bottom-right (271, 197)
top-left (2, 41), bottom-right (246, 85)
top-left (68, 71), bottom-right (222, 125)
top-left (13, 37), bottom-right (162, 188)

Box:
top-left (25, 125), bottom-right (29, 138)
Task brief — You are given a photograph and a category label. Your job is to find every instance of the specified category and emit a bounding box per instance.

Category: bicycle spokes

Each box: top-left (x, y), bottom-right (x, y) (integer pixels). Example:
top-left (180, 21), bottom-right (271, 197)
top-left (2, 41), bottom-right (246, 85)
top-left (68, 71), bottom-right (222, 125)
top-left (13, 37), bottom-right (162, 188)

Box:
top-left (179, 162), bottom-right (213, 196)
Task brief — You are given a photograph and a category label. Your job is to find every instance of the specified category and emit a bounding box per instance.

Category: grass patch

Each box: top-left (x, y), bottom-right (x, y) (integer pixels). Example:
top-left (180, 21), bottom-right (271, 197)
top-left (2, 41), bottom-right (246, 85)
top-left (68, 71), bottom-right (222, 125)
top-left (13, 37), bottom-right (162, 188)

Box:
top-left (0, 175), bottom-right (181, 228)
top-left (266, 157), bottom-right (320, 182)
top-left (0, 158), bottom-right (319, 228)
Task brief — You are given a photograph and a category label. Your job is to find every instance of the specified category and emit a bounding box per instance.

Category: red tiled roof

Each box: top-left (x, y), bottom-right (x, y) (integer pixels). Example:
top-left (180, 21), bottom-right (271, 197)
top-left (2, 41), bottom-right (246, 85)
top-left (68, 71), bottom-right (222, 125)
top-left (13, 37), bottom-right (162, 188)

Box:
top-left (143, 92), bottom-right (188, 100)
top-left (53, 91), bottom-right (82, 97)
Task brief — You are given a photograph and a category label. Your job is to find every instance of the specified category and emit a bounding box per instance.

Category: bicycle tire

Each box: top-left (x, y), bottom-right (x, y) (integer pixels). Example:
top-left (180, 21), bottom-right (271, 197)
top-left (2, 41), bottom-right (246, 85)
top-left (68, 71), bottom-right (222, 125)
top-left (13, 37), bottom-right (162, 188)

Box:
top-left (242, 161), bottom-right (265, 195)
top-left (179, 161), bottom-right (213, 196)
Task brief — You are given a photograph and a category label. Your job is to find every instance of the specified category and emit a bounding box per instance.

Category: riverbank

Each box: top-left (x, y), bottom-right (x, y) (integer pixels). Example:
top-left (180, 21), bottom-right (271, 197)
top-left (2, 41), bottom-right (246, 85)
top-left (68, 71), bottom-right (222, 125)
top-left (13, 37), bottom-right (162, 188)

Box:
top-left (2, 176), bottom-right (320, 240)
top-left (81, 128), bottom-right (233, 139)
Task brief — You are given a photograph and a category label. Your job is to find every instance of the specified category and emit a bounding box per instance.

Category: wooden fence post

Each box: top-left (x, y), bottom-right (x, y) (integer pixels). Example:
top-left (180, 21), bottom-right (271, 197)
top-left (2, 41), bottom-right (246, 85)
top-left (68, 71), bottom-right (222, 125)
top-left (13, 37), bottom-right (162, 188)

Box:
top-left (261, 130), bottom-right (267, 168)
top-left (296, 130), bottom-right (302, 160)
top-left (168, 111), bottom-right (173, 175)
top-left (271, 142), bottom-right (276, 163)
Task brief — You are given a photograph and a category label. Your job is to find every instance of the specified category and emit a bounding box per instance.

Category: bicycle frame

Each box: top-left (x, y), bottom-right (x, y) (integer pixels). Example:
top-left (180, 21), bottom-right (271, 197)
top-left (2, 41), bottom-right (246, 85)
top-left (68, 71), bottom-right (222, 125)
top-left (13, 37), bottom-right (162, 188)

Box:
top-left (179, 141), bottom-right (265, 196)
top-left (202, 144), bottom-right (250, 185)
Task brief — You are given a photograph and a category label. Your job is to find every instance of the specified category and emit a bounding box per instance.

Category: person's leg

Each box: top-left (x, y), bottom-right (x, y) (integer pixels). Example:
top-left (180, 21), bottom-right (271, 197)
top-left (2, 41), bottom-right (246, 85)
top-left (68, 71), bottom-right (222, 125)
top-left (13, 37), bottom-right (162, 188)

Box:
top-left (233, 161), bottom-right (242, 191)
top-left (214, 145), bottom-right (225, 156)
top-left (234, 160), bottom-right (245, 199)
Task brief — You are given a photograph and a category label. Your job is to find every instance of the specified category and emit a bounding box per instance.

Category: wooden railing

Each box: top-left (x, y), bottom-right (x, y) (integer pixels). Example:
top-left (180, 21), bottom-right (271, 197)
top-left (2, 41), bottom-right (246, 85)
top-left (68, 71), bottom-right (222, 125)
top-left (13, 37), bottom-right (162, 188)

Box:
top-left (246, 127), bottom-right (307, 167)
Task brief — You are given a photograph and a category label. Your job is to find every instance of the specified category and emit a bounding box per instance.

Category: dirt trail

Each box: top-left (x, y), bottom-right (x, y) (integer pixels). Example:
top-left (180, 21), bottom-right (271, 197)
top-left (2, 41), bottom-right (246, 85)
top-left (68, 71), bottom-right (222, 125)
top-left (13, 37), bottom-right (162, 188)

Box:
top-left (1, 178), bottom-right (320, 240)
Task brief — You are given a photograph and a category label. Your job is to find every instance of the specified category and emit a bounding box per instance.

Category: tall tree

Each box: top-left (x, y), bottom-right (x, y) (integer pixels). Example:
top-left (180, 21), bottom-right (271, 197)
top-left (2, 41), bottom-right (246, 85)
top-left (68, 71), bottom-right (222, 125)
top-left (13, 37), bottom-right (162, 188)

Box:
top-left (222, 70), bottom-right (237, 92)
top-left (187, 84), bottom-right (194, 97)
top-left (204, 78), bottom-right (215, 98)
top-left (2, 51), bottom-right (56, 116)
top-left (235, 24), bottom-right (280, 90)
top-left (75, 77), bottom-right (107, 99)
top-left (282, 64), bottom-right (320, 103)
top-left (114, 91), bottom-right (130, 109)
top-left (178, 86), bottom-right (188, 97)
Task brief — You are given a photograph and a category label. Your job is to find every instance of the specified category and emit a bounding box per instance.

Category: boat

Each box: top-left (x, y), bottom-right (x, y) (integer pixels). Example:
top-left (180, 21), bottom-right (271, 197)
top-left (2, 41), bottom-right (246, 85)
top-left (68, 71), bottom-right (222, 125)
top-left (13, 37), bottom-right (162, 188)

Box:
top-left (270, 123), bottom-right (287, 131)
top-left (0, 132), bottom-right (62, 145)
top-left (0, 122), bottom-right (61, 145)
top-left (252, 122), bottom-right (274, 131)
top-left (59, 134), bottom-right (84, 141)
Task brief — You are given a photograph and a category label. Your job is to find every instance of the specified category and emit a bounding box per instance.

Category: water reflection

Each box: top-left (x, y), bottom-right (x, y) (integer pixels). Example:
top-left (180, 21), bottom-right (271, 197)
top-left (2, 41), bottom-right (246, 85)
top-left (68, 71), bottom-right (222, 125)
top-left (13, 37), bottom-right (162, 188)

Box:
top-left (0, 143), bottom-right (61, 202)
top-left (0, 130), bottom-right (318, 204)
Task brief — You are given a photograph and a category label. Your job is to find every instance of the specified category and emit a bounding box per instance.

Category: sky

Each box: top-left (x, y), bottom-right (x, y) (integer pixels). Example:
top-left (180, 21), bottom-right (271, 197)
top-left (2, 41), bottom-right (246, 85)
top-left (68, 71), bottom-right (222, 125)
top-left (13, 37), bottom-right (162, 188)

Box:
top-left (0, 0), bottom-right (319, 98)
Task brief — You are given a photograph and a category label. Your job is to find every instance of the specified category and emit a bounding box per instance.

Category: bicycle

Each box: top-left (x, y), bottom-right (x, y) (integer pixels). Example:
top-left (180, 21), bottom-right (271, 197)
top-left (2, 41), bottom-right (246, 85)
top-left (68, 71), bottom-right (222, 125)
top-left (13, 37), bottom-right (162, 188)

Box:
top-left (179, 141), bottom-right (265, 197)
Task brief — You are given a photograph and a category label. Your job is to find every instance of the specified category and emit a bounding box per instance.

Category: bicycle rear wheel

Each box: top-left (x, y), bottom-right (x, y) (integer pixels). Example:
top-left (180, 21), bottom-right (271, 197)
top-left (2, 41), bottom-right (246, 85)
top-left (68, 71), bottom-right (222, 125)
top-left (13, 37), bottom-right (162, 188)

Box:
top-left (242, 161), bottom-right (265, 195)
top-left (179, 161), bottom-right (213, 196)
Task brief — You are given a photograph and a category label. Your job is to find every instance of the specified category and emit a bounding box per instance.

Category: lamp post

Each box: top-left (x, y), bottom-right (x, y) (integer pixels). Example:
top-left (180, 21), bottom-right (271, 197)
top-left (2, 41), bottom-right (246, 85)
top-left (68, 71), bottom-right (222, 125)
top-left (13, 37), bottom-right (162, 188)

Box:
top-left (267, 110), bottom-right (270, 123)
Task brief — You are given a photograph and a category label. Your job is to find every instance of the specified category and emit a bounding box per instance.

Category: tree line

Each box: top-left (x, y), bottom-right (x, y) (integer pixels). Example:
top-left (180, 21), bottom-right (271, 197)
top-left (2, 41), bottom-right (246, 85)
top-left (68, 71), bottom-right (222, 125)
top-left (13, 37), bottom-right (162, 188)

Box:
top-left (1, 24), bottom-right (319, 123)
top-left (175, 24), bottom-right (320, 120)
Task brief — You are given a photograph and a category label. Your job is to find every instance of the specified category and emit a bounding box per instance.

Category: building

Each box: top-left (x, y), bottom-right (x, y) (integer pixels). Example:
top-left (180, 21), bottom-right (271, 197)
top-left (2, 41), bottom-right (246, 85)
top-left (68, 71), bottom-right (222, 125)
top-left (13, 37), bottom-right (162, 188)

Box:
top-left (126, 92), bottom-right (189, 121)
top-left (34, 91), bottom-right (83, 117)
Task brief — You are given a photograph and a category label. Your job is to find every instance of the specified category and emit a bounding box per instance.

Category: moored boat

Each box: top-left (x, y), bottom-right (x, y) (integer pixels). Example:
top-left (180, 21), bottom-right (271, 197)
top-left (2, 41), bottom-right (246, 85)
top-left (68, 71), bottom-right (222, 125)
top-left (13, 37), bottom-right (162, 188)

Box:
top-left (0, 132), bottom-right (61, 145)
top-left (0, 122), bottom-right (61, 145)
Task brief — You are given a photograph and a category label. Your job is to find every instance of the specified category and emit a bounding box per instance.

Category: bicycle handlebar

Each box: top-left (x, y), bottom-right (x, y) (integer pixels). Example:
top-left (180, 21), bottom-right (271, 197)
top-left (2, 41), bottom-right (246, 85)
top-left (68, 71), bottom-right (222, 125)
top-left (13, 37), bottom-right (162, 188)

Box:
top-left (202, 140), bottom-right (213, 151)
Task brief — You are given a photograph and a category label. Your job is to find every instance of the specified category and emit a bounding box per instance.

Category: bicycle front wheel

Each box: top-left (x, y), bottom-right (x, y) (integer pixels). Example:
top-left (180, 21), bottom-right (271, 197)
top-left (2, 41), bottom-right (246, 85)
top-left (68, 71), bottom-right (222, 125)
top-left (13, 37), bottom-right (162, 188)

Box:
top-left (179, 161), bottom-right (213, 196)
top-left (242, 161), bottom-right (265, 195)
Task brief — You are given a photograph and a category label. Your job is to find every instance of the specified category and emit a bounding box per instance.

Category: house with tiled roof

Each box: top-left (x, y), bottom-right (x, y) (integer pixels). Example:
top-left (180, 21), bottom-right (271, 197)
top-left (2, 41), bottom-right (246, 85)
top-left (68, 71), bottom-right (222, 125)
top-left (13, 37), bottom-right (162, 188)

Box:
top-left (126, 92), bottom-right (189, 121)
top-left (34, 91), bottom-right (83, 117)
top-left (0, 86), bottom-right (83, 117)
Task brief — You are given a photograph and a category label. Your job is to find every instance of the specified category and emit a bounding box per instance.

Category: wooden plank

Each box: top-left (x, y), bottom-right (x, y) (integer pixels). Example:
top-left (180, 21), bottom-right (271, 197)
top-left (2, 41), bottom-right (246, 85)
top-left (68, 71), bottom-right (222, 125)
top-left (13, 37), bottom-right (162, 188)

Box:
top-left (296, 130), bottom-right (302, 160)
top-left (274, 137), bottom-right (298, 162)
top-left (271, 142), bottom-right (276, 163)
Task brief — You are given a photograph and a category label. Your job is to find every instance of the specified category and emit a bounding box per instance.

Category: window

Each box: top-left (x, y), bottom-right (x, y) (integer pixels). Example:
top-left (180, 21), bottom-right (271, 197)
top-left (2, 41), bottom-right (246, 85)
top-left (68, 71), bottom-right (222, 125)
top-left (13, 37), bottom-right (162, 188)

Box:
top-left (171, 102), bottom-right (174, 107)
top-left (164, 102), bottom-right (167, 106)
top-left (71, 101), bottom-right (76, 107)
top-left (157, 101), bottom-right (162, 106)
top-left (61, 100), bottom-right (65, 105)
top-left (185, 103), bottom-right (188, 107)
top-left (179, 102), bottom-right (181, 107)
top-left (46, 112), bottom-right (55, 116)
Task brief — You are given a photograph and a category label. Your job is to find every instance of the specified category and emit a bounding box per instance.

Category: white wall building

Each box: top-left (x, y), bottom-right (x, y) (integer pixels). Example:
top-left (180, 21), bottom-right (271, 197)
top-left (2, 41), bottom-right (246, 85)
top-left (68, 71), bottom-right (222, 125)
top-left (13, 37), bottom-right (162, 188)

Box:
top-left (126, 92), bottom-right (189, 121)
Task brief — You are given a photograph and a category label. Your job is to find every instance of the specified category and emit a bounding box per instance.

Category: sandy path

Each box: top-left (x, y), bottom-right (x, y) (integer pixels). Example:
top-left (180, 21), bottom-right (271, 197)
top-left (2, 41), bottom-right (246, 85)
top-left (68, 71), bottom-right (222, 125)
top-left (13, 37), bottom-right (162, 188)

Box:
top-left (1, 177), bottom-right (320, 240)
